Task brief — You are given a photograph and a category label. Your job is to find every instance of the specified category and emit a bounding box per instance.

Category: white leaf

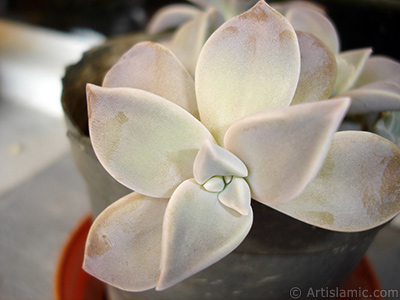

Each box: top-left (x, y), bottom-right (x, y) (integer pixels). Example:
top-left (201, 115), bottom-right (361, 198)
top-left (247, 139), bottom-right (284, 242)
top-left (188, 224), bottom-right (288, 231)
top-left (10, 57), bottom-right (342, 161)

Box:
top-left (196, 0), bottom-right (301, 145)
top-left (193, 139), bottom-right (247, 184)
top-left (103, 42), bottom-right (198, 118)
top-left (354, 56), bottom-right (400, 88)
top-left (157, 179), bottom-right (253, 290)
top-left (83, 193), bottom-right (168, 291)
top-left (337, 80), bottom-right (400, 114)
top-left (291, 31), bottom-right (337, 105)
top-left (270, 131), bottom-right (400, 232)
top-left (87, 85), bottom-right (215, 198)
top-left (285, 6), bottom-right (340, 54)
top-left (219, 177), bottom-right (251, 216)
top-left (225, 98), bottom-right (350, 204)
top-left (170, 8), bottom-right (224, 76)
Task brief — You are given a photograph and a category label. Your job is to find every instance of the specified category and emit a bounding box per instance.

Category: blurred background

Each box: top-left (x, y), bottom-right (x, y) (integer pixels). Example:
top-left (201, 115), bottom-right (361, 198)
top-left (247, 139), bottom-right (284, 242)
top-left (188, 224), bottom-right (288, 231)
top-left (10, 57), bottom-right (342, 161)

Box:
top-left (0, 0), bottom-right (399, 299)
top-left (1, 0), bottom-right (400, 57)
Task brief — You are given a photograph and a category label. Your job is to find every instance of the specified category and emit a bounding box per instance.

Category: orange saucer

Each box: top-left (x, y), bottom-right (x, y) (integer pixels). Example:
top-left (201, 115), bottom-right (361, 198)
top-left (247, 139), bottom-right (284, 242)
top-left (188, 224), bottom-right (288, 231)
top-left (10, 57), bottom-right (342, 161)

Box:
top-left (54, 215), bottom-right (383, 300)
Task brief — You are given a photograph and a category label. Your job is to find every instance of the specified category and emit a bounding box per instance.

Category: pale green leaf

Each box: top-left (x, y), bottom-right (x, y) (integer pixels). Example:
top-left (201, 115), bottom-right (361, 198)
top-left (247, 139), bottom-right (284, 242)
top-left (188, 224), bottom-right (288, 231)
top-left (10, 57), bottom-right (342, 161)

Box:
top-left (272, 1), bottom-right (326, 15)
top-left (147, 4), bottom-right (201, 34)
top-left (229, 0), bottom-right (259, 17)
top-left (170, 8), bottom-right (224, 76)
top-left (333, 48), bottom-right (372, 95)
top-left (336, 81), bottom-right (400, 114)
top-left (285, 6), bottom-right (340, 54)
top-left (354, 56), bottom-right (400, 88)
top-left (374, 111), bottom-right (400, 147)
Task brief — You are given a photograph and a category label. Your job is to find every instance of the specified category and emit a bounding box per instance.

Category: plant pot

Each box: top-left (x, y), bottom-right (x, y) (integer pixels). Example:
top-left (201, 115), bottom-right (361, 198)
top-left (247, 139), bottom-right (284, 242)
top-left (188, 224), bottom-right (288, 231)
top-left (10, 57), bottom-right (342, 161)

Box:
top-left (61, 32), bottom-right (386, 300)
top-left (107, 204), bottom-right (382, 300)
top-left (54, 215), bottom-right (383, 300)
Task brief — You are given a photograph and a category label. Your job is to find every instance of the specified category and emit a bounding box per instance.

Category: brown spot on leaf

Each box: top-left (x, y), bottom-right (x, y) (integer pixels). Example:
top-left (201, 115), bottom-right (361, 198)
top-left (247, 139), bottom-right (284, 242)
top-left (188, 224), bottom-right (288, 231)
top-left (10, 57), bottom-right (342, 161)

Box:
top-left (379, 154), bottom-right (400, 204)
top-left (115, 111), bottom-right (128, 125)
top-left (279, 29), bottom-right (294, 42)
top-left (154, 42), bottom-right (172, 56)
top-left (86, 84), bottom-right (95, 120)
top-left (101, 111), bottom-right (128, 160)
top-left (363, 148), bottom-right (400, 222)
top-left (239, 2), bottom-right (268, 23)
top-left (221, 26), bottom-right (239, 38)
top-left (246, 34), bottom-right (258, 58)
top-left (291, 31), bottom-right (337, 104)
top-left (318, 150), bottom-right (336, 180)
top-left (302, 211), bottom-right (334, 226)
top-left (87, 232), bottom-right (112, 258)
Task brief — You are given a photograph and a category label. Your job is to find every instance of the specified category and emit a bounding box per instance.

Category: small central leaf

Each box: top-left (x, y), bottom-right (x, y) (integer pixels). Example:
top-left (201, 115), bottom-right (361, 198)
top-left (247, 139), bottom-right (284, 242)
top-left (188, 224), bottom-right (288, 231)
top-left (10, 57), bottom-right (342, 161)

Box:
top-left (219, 177), bottom-right (251, 216)
top-left (193, 139), bottom-right (248, 184)
top-left (203, 176), bottom-right (225, 192)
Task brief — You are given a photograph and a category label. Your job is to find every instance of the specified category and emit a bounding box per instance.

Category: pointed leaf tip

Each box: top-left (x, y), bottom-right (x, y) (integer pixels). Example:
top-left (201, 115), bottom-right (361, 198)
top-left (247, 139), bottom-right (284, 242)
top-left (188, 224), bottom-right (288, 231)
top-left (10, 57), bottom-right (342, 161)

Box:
top-left (195, 0), bottom-right (300, 144)
top-left (193, 140), bottom-right (248, 184)
top-left (334, 48), bottom-right (372, 95)
top-left (219, 177), bottom-right (251, 216)
top-left (88, 85), bottom-right (215, 198)
top-left (225, 98), bottom-right (350, 204)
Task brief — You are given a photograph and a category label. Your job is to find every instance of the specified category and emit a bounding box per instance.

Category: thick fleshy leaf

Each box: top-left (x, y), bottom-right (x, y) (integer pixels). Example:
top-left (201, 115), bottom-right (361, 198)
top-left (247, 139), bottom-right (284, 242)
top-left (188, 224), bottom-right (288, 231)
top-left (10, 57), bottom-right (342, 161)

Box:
top-left (87, 85), bottom-right (215, 198)
top-left (269, 131), bottom-right (400, 232)
top-left (290, 31), bottom-right (337, 105)
top-left (272, 1), bottom-right (326, 15)
top-left (374, 111), bottom-right (400, 147)
top-left (170, 7), bottom-right (224, 76)
top-left (193, 139), bottom-right (247, 184)
top-left (83, 192), bottom-right (168, 291)
top-left (203, 176), bottom-right (225, 192)
top-left (147, 4), bottom-right (201, 34)
top-left (336, 81), bottom-right (400, 114)
top-left (354, 56), bottom-right (400, 88)
top-left (225, 98), bottom-right (350, 204)
top-left (285, 6), bottom-right (340, 54)
top-left (196, 1), bottom-right (301, 145)
top-left (218, 177), bottom-right (251, 215)
top-left (334, 48), bottom-right (372, 95)
top-left (230, 0), bottom-right (260, 18)
top-left (191, 0), bottom-right (257, 19)
top-left (103, 42), bottom-right (198, 118)
top-left (157, 179), bottom-right (253, 290)
top-left (189, 0), bottom-right (224, 11)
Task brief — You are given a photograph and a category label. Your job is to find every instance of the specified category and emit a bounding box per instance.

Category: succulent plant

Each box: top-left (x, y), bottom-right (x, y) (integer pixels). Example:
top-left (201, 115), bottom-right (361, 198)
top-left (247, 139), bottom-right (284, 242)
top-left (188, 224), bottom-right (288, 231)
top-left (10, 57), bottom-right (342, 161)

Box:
top-left (147, 0), bottom-right (338, 75)
top-left (83, 0), bottom-right (400, 293)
